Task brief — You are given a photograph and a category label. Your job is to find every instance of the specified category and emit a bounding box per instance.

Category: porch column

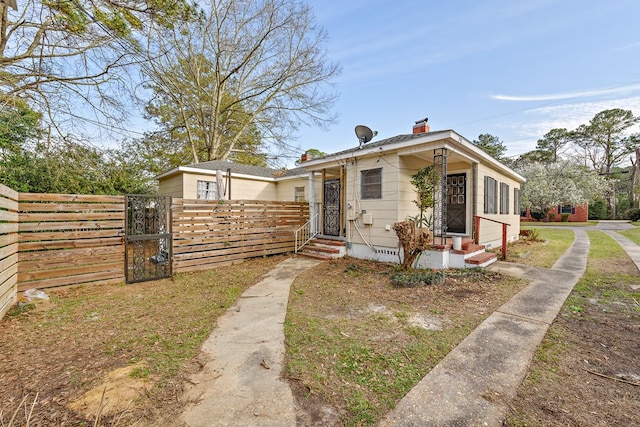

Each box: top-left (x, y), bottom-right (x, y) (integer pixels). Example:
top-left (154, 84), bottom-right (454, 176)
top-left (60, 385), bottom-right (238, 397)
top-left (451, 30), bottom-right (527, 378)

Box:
top-left (433, 148), bottom-right (448, 245)
top-left (308, 171), bottom-right (316, 234)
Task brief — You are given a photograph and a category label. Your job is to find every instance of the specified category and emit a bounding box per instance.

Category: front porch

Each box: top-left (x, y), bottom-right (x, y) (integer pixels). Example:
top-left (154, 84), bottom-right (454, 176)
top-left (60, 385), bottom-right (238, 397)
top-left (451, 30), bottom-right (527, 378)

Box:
top-left (296, 234), bottom-right (498, 268)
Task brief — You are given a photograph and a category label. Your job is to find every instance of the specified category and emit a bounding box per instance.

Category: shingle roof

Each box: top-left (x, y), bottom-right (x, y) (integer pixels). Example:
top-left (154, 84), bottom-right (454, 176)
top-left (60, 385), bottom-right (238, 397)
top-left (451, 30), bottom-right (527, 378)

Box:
top-left (310, 132), bottom-right (439, 161)
top-left (182, 160), bottom-right (306, 179)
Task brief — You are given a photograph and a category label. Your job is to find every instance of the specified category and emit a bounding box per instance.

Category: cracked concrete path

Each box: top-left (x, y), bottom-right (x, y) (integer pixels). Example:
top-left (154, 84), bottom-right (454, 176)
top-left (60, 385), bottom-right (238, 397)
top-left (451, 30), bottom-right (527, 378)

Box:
top-left (380, 230), bottom-right (590, 427)
top-left (180, 257), bottom-right (320, 427)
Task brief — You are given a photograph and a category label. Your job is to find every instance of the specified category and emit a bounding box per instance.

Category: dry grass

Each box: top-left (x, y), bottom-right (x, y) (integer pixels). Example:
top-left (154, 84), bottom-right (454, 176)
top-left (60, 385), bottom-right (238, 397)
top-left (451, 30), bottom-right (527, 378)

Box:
top-left (0, 255), bottom-right (287, 426)
top-left (284, 258), bottom-right (528, 425)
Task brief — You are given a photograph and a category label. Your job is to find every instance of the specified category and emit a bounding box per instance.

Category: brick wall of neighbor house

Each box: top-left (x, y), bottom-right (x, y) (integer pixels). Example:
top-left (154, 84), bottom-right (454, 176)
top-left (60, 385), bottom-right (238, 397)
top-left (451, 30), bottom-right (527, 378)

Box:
top-left (521, 204), bottom-right (588, 222)
top-left (0, 184), bottom-right (19, 319)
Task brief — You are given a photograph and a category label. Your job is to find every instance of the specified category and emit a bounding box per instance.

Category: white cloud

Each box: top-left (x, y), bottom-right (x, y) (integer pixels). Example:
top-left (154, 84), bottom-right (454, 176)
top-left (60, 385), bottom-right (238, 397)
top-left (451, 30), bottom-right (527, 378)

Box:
top-left (498, 97), bottom-right (640, 156)
top-left (492, 84), bottom-right (640, 102)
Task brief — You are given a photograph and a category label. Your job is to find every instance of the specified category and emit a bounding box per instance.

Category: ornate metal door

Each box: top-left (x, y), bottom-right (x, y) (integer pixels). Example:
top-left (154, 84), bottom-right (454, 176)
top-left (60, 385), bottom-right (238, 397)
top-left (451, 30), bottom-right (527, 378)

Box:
top-left (125, 195), bottom-right (172, 283)
top-left (323, 179), bottom-right (341, 236)
top-left (446, 173), bottom-right (466, 234)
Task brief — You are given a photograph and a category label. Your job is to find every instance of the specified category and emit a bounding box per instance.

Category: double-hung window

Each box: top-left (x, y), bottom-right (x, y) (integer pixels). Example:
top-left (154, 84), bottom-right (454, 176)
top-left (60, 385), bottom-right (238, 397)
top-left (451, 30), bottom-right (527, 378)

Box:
top-left (197, 180), bottom-right (217, 200)
top-left (361, 168), bottom-right (382, 199)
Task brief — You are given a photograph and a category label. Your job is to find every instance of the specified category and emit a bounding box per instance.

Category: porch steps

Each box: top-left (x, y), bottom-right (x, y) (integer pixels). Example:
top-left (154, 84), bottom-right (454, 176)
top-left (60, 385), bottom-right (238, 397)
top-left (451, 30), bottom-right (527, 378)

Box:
top-left (298, 237), bottom-right (346, 260)
top-left (446, 240), bottom-right (498, 269)
top-left (464, 251), bottom-right (498, 268)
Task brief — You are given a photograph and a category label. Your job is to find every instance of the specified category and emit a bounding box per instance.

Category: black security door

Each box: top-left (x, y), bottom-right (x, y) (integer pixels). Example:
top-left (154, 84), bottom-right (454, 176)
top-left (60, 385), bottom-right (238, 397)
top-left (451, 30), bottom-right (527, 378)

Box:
top-left (323, 179), bottom-right (341, 236)
top-left (125, 195), bottom-right (172, 283)
top-left (446, 174), bottom-right (467, 234)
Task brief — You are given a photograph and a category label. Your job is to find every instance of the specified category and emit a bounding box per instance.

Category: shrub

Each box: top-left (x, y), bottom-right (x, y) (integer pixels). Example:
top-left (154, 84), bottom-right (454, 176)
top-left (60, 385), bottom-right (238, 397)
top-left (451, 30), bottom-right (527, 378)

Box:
top-left (530, 211), bottom-right (545, 221)
top-left (624, 208), bottom-right (640, 221)
top-left (391, 270), bottom-right (446, 287)
top-left (589, 199), bottom-right (607, 220)
top-left (561, 213), bottom-right (570, 222)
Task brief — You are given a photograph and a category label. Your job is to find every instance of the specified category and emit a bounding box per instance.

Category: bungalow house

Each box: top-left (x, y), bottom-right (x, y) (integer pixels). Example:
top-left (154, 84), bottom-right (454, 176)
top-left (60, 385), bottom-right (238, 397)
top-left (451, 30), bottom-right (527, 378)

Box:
top-left (155, 160), bottom-right (321, 202)
top-left (155, 120), bottom-right (525, 269)
top-left (298, 120), bottom-right (526, 268)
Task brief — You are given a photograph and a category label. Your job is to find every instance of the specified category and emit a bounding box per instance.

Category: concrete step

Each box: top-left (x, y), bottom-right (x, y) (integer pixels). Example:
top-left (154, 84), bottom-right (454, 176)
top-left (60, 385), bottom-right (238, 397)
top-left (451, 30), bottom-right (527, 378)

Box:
top-left (464, 252), bottom-right (498, 268)
top-left (312, 238), bottom-right (347, 247)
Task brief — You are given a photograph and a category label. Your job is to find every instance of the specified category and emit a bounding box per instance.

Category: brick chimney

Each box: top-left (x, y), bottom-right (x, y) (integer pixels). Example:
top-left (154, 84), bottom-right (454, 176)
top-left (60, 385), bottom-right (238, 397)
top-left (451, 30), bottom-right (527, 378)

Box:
top-left (412, 117), bottom-right (430, 134)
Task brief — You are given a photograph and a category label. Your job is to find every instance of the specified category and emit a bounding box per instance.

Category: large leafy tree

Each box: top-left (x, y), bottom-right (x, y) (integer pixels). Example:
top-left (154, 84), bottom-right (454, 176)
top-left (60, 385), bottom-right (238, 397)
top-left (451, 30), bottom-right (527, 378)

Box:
top-left (517, 160), bottom-right (607, 219)
top-left (1, 136), bottom-right (154, 194)
top-left (1, 0), bottom-right (195, 136)
top-left (536, 128), bottom-right (570, 163)
top-left (472, 133), bottom-right (507, 161)
top-left (139, 0), bottom-right (340, 168)
top-left (571, 109), bottom-right (640, 174)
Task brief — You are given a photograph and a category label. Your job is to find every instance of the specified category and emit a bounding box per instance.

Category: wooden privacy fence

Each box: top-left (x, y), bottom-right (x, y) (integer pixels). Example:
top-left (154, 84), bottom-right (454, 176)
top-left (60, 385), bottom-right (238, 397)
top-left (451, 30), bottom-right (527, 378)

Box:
top-left (17, 193), bottom-right (126, 292)
top-left (0, 184), bottom-right (19, 319)
top-left (172, 199), bottom-right (309, 273)
top-left (0, 189), bottom-right (309, 319)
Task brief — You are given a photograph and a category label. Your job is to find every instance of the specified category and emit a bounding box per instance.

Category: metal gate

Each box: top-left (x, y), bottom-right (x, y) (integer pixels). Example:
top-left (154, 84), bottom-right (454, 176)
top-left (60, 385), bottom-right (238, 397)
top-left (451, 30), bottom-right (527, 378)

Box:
top-left (125, 195), bottom-right (172, 283)
top-left (323, 179), bottom-right (341, 236)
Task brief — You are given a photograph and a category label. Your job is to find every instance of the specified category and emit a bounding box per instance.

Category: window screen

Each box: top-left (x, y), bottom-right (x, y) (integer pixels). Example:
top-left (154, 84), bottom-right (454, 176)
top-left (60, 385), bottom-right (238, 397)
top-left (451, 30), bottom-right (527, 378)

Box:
top-left (361, 168), bottom-right (382, 199)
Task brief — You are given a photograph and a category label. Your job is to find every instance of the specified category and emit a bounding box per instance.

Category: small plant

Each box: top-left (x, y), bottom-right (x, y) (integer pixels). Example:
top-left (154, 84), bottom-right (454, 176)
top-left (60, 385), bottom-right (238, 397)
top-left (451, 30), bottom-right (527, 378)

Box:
top-left (561, 213), bottom-right (570, 222)
top-left (525, 228), bottom-right (542, 242)
top-left (130, 365), bottom-right (150, 379)
top-left (569, 305), bottom-right (584, 313)
top-left (7, 302), bottom-right (35, 317)
top-left (391, 270), bottom-right (446, 287)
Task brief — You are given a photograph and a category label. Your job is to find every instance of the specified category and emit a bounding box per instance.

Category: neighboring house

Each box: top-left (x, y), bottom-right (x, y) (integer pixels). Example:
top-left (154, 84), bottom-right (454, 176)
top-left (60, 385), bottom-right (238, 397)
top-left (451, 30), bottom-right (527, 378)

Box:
top-left (298, 119), bottom-right (526, 268)
top-left (155, 160), bottom-right (321, 203)
top-left (521, 204), bottom-right (588, 222)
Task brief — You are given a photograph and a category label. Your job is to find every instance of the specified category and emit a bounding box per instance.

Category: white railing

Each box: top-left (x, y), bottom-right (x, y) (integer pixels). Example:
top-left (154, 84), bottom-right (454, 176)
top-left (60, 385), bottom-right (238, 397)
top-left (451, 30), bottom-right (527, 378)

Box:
top-left (294, 213), bottom-right (319, 253)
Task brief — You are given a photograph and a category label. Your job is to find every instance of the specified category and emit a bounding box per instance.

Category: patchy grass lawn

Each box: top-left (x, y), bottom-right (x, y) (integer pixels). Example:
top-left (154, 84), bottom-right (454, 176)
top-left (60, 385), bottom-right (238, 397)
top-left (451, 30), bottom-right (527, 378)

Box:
top-left (505, 231), bottom-right (640, 426)
top-left (618, 226), bottom-right (640, 245)
top-left (507, 226), bottom-right (575, 268)
top-left (284, 258), bottom-right (527, 426)
top-left (0, 255), bottom-right (287, 426)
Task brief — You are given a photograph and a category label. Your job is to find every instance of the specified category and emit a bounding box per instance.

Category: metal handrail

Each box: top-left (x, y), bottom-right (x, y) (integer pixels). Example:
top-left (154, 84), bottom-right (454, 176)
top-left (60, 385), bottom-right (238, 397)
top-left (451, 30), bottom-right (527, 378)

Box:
top-left (294, 213), bottom-right (319, 253)
top-left (474, 215), bottom-right (511, 260)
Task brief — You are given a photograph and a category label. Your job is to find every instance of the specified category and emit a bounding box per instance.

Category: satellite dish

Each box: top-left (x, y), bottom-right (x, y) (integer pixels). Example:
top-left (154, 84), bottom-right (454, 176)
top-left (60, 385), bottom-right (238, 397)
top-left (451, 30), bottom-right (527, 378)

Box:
top-left (355, 125), bottom-right (377, 147)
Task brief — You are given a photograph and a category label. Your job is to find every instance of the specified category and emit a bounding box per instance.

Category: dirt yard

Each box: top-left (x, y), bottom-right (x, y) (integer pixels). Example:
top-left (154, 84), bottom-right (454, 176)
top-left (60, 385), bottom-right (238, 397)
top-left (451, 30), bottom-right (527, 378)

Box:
top-left (505, 256), bottom-right (640, 426)
top-left (1, 235), bottom-right (639, 426)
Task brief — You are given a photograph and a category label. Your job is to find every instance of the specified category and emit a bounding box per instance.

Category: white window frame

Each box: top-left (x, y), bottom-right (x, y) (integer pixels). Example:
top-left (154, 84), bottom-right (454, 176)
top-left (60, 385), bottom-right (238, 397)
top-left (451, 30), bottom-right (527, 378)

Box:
top-left (197, 180), bottom-right (217, 200)
top-left (361, 168), bottom-right (382, 199)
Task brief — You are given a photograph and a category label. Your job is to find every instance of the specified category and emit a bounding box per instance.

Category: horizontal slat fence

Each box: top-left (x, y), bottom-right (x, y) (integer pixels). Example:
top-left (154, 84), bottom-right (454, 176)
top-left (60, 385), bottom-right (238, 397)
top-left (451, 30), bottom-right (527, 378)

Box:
top-left (0, 184), bottom-right (19, 318)
top-left (172, 199), bottom-right (309, 273)
top-left (17, 194), bottom-right (126, 291)
top-left (0, 191), bottom-right (309, 320)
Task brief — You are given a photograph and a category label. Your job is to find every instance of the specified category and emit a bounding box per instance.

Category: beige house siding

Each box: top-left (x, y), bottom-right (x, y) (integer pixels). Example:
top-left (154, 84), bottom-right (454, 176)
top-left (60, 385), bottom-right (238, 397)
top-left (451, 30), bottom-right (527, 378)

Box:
top-left (230, 176), bottom-right (277, 200)
top-left (476, 163), bottom-right (521, 247)
top-left (275, 175), bottom-right (321, 202)
top-left (345, 154), bottom-right (401, 249)
top-left (158, 174), bottom-right (184, 198)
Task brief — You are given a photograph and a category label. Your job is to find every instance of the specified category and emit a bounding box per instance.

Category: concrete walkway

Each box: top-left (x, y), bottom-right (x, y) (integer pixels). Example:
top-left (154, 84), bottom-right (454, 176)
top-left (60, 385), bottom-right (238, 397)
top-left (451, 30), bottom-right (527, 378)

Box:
top-left (381, 222), bottom-right (640, 426)
top-left (178, 222), bottom-right (639, 427)
top-left (180, 257), bottom-right (320, 427)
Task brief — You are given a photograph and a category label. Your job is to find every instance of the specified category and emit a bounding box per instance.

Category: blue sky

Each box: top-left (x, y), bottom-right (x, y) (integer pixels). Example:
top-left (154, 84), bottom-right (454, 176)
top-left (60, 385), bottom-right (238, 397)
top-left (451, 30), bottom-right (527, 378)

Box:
top-left (294, 0), bottom-right (640, 165)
